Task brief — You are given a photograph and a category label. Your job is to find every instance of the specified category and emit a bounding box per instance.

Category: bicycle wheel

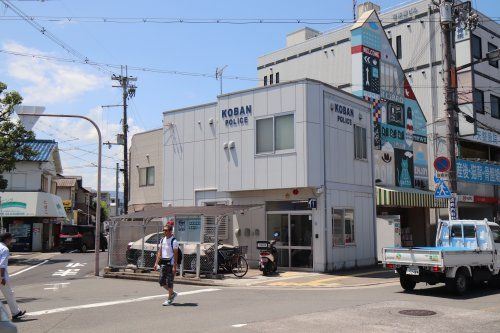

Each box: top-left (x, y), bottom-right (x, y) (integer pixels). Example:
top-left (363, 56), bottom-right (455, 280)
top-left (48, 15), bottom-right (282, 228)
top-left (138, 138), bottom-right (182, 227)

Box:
top-left (232, 256), bottom-right (248, 278)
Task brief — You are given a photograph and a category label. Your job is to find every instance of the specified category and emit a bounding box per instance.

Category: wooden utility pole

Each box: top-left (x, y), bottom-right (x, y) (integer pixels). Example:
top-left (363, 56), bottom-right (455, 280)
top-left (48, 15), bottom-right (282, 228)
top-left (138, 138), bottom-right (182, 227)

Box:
top-left (112, 66), bottom-right (137, 214)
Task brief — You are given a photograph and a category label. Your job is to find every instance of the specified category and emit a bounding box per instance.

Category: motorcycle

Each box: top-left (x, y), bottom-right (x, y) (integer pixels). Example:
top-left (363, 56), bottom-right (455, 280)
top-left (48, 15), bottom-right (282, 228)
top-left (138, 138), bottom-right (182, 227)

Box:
top-left (257, 232), bottom-right (279, 276)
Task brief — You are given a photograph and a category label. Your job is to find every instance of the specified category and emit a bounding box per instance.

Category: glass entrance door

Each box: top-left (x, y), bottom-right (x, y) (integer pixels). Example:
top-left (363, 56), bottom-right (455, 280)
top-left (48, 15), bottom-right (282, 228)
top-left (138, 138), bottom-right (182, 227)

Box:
top-left (266, 212), bottom-right (313, 269)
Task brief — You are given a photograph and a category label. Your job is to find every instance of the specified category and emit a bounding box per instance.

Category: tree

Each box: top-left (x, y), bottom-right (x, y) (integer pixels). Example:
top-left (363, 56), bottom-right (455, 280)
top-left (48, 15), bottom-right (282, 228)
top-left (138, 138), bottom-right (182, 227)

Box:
top-left (0, 82), bottom-right (36, 190)
top-left (100, 200), bottom-right (110, 222)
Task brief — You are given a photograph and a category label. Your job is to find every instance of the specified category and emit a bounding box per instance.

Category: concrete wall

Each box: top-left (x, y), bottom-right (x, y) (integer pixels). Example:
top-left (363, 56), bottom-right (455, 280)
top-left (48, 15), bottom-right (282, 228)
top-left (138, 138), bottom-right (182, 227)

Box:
top-left (129, 128), bottom-right (164, 211)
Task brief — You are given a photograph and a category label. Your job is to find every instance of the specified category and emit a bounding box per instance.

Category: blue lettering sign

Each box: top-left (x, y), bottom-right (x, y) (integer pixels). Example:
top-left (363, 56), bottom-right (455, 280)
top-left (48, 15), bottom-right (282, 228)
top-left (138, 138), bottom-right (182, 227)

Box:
top-left (221, 105), bottom-right (252, 126)
top-left (457, 159), bottom-right (500, 185)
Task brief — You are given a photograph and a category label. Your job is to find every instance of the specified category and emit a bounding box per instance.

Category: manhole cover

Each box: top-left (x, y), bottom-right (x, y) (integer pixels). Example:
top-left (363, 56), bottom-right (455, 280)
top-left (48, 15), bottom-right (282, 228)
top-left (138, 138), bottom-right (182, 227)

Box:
top-left (398, 309), bottom-right (437, 317)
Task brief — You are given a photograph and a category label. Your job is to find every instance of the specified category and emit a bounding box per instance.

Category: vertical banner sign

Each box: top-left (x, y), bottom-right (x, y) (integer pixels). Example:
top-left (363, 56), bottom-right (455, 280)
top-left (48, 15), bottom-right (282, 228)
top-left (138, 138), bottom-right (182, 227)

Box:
top-left (448, 193), bottom-right (458, 220)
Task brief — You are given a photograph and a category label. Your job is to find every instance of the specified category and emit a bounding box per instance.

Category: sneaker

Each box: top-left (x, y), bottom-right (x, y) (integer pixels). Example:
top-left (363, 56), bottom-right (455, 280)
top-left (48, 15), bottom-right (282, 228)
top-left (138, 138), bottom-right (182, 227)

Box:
top-left (12, 310), bottom-right (26, 319)
top-left (169, 291), bottom-right (178, 301)
top-left (162, 299), bottom-right (173, 306)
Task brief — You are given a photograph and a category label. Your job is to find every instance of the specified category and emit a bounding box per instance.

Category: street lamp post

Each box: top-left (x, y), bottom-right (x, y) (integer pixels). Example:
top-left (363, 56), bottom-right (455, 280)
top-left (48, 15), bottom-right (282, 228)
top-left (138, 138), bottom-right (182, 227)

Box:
top-left (18, 113), bottom-right (102, 276)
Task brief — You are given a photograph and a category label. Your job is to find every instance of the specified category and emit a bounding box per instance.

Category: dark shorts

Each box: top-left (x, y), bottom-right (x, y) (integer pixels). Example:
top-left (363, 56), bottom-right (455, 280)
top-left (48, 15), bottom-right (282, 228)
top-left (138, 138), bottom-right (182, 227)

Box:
top-left (159, 260), bottom-right (174, 289)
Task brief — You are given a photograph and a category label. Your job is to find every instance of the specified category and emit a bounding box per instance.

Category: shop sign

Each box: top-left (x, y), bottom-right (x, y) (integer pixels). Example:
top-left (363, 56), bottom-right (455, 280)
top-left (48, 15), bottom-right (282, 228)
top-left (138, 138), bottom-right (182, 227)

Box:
top-left (456, 159), bottom-right (500, 185)
top-left (457, 194), bottom-right (474, 203)
top-left (63, 200), bottom-right (72, 208)
top-left (392, 7), bottom-right (418, 21)
top-left (448, 193), bottom-right (458, 220)
top-left (465, 127), bottom-right (500, 148)
top-left (474, 196), bottom-right (499, 204)
top-left (221, 105), bottom-right (252, 127)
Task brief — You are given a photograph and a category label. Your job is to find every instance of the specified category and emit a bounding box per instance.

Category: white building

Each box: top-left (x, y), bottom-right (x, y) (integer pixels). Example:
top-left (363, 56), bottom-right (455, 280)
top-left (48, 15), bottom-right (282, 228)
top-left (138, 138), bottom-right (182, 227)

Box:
top-left (256, 0), bottom-right (499, 237)
top-left (0, 140), bottom-right (66, 251)
top-left (163, 79), bottom-right (375, 271)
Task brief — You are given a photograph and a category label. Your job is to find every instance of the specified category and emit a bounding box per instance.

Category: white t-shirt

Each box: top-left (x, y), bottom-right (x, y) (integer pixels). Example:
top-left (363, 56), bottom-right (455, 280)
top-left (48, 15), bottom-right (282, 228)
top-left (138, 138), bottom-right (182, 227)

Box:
top-left (160, 236), bottom-right (179, 264)
top-left (0, 242), bottom-right (10, 282)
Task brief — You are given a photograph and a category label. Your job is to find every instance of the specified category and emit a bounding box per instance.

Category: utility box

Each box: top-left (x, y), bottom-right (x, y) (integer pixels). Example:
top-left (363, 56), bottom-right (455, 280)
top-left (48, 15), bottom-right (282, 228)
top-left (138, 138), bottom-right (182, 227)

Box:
top-left (376, 215), bottom-right (401, 261)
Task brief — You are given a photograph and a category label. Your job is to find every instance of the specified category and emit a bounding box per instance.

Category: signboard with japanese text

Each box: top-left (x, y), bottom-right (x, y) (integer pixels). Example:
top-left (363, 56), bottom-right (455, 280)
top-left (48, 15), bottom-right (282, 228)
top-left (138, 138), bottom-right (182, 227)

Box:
top-left (456, 159), bottom-right (500, 185)
top-left (174, 215), bottom-right (202, 243)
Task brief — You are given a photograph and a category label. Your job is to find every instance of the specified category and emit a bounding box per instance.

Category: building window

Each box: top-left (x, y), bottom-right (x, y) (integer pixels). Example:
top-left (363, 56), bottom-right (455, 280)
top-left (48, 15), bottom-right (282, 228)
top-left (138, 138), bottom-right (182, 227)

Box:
top-left (264, 76), bottom-right (267, 86)
top-left (270, 73), bottom-right (274, 85)
top-left (275, 72), bottom-right (280, 84)
top-left (488, 42), bottom-right (498, 68)
top-left (491, 95), bottom-right (500, 119)
top-left (396, 35), bottom-right (402, 59)
top-left (256, 114), bottom-right (294, 154)
top-left (472, 34), bottom-right (482, 60)
top-left (473, 89), bottom-right (485, 114)
top-left (354, 125), bottom-right (367, 160)
top-left (332, 208), bottom-right (355, 246)
top-left (139, 166), bottom-right (155, 186)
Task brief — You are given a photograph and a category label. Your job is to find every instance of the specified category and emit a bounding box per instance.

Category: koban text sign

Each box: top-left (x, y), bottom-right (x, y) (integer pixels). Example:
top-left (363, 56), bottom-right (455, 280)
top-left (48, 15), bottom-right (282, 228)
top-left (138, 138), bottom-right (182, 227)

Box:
top-left (221, 105), bottom-right (252, 126)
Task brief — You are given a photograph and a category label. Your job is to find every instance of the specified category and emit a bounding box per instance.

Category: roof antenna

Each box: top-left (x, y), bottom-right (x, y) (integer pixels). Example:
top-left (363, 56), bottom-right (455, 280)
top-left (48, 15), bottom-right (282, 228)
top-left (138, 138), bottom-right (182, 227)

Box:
top-left (353, 0), bottom-right (357, 21)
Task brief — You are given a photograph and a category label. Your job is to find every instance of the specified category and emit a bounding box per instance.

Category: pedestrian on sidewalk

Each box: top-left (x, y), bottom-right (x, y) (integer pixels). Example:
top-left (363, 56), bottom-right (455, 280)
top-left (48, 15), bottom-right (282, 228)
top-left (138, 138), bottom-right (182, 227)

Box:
top-left (154, 225), bottom-right (179, 306)
top-left (0, 233), bottom-right (26, 320)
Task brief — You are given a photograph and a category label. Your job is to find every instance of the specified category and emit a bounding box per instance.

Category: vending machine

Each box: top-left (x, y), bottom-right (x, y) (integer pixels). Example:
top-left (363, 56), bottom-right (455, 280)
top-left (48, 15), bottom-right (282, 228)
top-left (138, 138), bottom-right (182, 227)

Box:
top-left (376, 215), bottom-right (401, 261)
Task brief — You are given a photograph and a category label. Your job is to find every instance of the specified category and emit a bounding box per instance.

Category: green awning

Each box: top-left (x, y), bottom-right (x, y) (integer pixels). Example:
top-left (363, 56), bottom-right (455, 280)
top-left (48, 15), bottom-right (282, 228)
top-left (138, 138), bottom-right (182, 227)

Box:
top-left (376, 186), bottom-right (447, 208)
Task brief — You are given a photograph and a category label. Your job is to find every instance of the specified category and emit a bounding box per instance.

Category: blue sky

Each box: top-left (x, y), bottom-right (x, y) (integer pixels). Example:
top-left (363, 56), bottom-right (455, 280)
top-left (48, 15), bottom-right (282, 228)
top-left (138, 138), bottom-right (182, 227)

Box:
top-left (1, 0), bottom-right (499, 190)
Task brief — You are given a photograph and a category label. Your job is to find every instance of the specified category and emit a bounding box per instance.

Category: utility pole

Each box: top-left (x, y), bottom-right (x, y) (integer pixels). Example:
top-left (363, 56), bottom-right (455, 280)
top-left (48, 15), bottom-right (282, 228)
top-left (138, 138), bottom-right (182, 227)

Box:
top-left (115, 162), bottom-right (119, 216)
top-left (438, 0), bottom-right (478, 219)
top-left (112, 66), bottom-right (137, 215)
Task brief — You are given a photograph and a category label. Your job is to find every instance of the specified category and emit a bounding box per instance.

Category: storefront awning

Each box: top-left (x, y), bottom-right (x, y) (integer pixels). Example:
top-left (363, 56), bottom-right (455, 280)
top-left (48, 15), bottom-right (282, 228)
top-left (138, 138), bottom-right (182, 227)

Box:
top-left (376, 186), bottom-right (447, 208)
top-left (0, 192), bottom-right (67, 218)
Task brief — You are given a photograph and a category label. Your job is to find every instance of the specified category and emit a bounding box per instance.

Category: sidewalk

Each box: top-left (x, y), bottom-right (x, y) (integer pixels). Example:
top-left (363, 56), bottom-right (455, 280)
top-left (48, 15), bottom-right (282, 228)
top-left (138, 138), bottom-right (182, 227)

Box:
top-left (9, 252), bottom-right (59, 274)
top-left (103, 266), bottom-right (399, 289)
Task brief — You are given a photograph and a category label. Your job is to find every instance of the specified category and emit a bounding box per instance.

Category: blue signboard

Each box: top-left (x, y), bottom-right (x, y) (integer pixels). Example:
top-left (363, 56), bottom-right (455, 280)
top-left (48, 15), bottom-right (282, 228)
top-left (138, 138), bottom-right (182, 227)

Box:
top-left (456, 159), bottom-right (500, 185)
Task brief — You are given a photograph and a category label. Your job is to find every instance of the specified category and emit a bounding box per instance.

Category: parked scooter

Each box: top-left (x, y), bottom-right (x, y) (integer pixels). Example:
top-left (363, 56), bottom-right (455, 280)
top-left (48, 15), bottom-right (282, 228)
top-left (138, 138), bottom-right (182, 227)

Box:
top-left (257, 232), bottom-right (279, 276)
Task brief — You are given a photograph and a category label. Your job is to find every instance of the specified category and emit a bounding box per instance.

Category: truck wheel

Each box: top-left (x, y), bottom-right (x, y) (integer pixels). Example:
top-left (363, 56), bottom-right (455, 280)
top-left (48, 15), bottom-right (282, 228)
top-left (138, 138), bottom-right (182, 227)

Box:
top-left (450, 269), bottom-right (469, 295)
top-left (400, 276), bottom-right (416, 292)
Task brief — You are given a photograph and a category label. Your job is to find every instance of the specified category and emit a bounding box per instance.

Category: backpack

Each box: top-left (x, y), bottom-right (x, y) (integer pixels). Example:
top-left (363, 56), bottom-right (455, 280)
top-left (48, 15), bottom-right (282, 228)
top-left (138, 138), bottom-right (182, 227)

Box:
top-left (160, 236), bottom-right (182, 266)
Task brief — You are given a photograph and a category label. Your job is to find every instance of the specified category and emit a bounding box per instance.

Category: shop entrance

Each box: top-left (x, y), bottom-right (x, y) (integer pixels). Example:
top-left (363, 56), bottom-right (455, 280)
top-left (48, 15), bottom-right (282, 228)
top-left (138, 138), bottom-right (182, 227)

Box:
top-left (266, 211), bottom-right (313, 270)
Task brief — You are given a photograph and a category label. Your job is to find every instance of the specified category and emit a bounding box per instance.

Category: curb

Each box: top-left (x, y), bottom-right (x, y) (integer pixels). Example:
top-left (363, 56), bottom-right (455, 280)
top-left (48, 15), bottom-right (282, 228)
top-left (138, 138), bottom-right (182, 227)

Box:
top-left (103, 272), bottom-right (225, 287)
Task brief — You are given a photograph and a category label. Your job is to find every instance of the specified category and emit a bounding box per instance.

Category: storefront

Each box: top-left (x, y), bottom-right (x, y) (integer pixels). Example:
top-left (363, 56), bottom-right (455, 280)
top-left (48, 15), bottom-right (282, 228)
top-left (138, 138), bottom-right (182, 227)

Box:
top-left (163, 79), bottom-right (376, 272)
top-left (0, 192), bottom-right (66, 251)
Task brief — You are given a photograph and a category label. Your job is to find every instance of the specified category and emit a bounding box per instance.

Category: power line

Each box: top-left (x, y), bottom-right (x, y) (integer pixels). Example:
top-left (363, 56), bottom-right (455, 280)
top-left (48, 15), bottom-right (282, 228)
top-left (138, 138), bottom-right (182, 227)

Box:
top-left (0, 15), bottom-right (499, 24)
top-left (0, 0), bottom-right (112, 75)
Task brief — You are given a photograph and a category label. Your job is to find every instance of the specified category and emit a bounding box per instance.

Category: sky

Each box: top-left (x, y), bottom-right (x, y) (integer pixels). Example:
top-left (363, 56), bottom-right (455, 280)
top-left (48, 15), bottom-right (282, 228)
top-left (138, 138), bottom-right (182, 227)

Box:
top-left (1, 0), bottom-right (499, 191)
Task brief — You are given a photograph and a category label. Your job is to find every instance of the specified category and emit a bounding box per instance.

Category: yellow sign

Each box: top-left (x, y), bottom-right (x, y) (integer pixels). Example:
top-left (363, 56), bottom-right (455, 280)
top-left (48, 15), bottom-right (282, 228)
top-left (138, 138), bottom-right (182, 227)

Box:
top-left (63, 200), bottom-right (72, 208)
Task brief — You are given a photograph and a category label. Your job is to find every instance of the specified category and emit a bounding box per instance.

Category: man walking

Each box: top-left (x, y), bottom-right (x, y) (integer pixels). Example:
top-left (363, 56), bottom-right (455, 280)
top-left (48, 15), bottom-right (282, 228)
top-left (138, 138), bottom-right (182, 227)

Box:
top-left (0, 233), bottom-right (26, 319)
top-left (154, 225), bottom-right (179, 306)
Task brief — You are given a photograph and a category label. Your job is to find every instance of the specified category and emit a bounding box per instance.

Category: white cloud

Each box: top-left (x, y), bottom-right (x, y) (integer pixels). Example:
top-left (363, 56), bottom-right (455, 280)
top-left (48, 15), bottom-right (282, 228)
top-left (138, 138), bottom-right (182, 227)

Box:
top-left (32, 106), bottom-right (145, 191)
top-left (3, 41), bottom-right (107, 105)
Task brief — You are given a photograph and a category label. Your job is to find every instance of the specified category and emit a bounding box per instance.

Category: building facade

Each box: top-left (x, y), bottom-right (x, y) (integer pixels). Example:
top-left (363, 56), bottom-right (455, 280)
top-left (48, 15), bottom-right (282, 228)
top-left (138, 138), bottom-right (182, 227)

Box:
top-left (0, 140), bottom-right (66, 251)
top-left (129, 128), bottom-right (163, 212)
top-left (164, 79), bottom-right (376, 271)
top-left (256, 0), bottom-right (498, 239)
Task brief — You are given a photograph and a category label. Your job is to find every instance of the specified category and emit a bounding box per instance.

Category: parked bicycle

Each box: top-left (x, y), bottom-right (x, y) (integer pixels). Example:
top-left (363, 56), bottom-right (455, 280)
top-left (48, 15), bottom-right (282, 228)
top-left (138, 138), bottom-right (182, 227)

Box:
top-left (206, 242), bottom-right (249, 278)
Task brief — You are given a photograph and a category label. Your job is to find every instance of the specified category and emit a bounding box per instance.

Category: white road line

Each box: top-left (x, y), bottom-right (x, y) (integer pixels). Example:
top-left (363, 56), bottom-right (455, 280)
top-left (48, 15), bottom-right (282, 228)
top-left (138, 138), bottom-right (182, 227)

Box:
top-left (27, 288), bottom-right (220, 316)
top-left (10, 259), bottom-right (49, 277)
top-left (232, 324), bottom-right (247, 328)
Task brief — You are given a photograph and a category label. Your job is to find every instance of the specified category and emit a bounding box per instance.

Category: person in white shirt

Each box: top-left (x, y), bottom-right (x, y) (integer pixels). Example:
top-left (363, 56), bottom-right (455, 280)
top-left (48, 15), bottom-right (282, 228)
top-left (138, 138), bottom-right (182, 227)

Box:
top-left (0, 233), bottom-right (26, 319)
top-left (154, 225), bottom-right (179, 306)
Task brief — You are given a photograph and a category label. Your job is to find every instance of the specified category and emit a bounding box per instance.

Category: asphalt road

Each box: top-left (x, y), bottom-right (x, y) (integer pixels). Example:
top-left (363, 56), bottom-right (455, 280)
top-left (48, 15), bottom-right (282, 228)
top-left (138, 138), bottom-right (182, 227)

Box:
top-left (4, 254), bottom-right (500, 333)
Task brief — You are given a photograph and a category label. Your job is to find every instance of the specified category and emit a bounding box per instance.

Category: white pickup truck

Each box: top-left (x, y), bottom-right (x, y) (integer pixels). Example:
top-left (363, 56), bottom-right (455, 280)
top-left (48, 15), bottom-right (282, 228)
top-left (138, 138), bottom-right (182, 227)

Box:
top-left (382, 219), bottom-right (500, 295)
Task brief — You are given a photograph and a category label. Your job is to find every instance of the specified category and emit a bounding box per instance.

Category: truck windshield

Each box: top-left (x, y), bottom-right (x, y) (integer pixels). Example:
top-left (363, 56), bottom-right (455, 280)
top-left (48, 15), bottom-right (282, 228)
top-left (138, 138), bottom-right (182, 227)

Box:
top-left (491, 226), bottom-right (500, 244)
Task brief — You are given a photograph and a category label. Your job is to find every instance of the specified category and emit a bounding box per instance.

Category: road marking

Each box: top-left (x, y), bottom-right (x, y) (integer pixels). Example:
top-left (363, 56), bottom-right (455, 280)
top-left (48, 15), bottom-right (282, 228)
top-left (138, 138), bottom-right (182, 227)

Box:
top-left (68, 250), bottom-right (78, 253)
top-left (27, 288), bottom-right (220, 316)
top-left (44, 282), bottom-right (70, 291)
top-left (232, 324), bottom-right (247, 328)
top-left (10, 259), bottom-right (49, 277)
top-left (66, 262), bottom-right (87, 268)
top-left (53, 268), bottom-right (80, 277)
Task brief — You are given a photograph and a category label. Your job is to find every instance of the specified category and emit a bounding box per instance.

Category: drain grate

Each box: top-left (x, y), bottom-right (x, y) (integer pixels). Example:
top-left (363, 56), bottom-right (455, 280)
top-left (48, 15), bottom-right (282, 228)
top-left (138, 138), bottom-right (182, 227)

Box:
top-left (399, 309), bottom-right (437, 317)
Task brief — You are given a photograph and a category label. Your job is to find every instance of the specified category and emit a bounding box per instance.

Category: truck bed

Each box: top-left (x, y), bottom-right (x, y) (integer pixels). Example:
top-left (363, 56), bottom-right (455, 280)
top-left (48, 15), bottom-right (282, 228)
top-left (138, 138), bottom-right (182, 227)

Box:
top-left (383, 247), bottom-right (494, 267)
